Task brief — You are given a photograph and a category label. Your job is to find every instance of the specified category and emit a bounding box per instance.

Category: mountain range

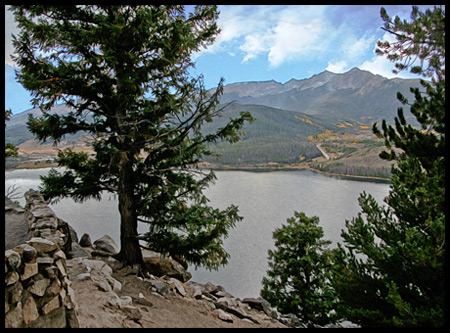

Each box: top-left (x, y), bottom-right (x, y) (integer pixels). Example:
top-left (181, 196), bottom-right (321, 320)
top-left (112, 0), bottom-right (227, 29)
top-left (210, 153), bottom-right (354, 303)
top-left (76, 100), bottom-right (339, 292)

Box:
top-left (215, 67), bottom-right (421, 124)
top-left (6, 67), bottom-right (422, 177)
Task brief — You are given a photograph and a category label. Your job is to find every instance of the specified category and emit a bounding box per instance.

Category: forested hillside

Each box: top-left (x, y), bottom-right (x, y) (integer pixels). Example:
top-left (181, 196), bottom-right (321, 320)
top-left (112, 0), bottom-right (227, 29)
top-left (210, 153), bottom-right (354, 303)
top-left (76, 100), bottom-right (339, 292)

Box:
top-left (201, 103), bottom-right (331, 165)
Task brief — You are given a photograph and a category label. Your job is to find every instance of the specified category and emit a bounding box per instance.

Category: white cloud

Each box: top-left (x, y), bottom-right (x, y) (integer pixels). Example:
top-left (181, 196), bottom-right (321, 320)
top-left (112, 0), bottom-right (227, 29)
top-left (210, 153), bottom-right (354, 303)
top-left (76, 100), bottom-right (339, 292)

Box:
top-left (267, 8), bottom-right (330, 67)
top-left (240, 34), bottom-right (269, 63)
top-left (359, 57), bottom-right (395, 78)
top-left (344, 35), bottom-right (374, 60)
top-left (198, 5), bottom-right (383, 69)
top-left (194, 5), bottom-right (275, 59)
top-left (324, 34), bottom-right (375, 75)
top-left (358, 32), bottom-right (419, 79)
top-left (222, 5), bottom-right (334, 68)
top-left (194, 6), bottom-right (336, 67)
top-left (326, 61), bottom-right (348, 73)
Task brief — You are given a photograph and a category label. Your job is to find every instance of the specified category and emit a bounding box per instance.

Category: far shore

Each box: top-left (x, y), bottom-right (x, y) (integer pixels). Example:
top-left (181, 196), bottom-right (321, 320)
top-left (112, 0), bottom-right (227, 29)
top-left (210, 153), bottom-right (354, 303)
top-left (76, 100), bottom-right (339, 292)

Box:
top-left (198, 162), bottom-right (392, 184)
top-left (6, 161), bottom-right (391, 184)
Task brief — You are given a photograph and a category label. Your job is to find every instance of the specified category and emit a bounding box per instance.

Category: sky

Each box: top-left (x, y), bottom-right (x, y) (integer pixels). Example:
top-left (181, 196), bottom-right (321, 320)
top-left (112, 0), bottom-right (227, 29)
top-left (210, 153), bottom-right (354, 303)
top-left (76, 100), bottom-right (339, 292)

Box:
top-left (5, 5), bottom-right (437, 114)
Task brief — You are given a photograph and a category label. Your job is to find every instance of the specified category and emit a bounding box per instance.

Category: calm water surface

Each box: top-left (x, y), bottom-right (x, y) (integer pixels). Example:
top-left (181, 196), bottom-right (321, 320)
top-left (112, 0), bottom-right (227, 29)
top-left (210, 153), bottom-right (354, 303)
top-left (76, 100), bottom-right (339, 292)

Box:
top-left (5, 168), bottom-right (390, 298)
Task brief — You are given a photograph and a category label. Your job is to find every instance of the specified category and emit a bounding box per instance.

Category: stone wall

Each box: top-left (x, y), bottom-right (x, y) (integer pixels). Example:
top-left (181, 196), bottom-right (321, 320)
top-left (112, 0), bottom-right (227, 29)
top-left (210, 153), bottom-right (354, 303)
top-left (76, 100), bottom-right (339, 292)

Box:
top-left (4, 190), bottom-right (79, 328)
top-left (24, 189), bottom-right (75, 254)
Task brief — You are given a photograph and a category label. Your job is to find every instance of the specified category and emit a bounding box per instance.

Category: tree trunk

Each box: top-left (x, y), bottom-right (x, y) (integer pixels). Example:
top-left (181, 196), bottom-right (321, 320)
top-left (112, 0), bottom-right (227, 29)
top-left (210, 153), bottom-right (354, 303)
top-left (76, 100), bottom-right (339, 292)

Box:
top-left (117, 154), bottom-right (143, 267)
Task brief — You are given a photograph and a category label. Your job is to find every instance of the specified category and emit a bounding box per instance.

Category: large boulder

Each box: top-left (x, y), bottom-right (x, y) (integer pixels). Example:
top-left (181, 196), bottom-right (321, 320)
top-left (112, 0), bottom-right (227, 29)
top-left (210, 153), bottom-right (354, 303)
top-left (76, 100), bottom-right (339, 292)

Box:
top-left (141, 249), bottom-right (192, 282)
top-left (79, 233), bottom-right (93, 248)
top-left (93, 235), bottom-right (119, 255)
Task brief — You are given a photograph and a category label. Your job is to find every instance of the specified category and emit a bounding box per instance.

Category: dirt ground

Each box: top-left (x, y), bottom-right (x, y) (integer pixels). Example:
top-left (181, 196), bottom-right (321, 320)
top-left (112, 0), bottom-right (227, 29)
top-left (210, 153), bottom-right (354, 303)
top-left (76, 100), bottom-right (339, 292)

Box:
top-left (66, 257), bottom-right (287, 328)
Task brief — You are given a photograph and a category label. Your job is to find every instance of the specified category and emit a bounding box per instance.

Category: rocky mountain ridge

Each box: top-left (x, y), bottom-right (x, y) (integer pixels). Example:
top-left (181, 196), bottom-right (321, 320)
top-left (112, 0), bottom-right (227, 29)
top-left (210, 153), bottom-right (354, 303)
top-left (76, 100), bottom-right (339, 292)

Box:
top-left (216, 67), bottom-right (422, 123)
top-left (217, 68), bottom-right (384, 97)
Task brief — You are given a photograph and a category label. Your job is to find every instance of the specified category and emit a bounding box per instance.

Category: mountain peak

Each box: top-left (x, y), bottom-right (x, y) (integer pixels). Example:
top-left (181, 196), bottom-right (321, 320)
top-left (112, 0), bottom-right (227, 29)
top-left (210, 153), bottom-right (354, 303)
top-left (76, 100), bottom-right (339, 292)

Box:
top-left (347, 66), bottom-right (363, 73)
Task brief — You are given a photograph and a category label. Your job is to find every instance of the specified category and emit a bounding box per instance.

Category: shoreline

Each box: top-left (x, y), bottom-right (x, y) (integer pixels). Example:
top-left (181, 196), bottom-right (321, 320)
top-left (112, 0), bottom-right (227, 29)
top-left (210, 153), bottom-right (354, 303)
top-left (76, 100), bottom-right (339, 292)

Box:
top-left (199, 163), bottom-right (392, 184)
top-left (5, 162), bottom-right (391, 184)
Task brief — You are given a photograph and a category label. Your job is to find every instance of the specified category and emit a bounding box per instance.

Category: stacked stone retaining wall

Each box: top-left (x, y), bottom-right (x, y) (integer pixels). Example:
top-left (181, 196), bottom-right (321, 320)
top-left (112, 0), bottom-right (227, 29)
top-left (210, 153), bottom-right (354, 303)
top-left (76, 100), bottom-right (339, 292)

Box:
top-left (4, 190), bottom-right (79, 328)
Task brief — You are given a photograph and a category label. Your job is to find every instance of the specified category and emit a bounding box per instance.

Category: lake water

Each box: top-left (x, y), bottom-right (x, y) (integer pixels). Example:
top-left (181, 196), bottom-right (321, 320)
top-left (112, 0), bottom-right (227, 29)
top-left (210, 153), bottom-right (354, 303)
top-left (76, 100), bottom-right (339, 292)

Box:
top-left (5, 168), bottom-right (390, 298)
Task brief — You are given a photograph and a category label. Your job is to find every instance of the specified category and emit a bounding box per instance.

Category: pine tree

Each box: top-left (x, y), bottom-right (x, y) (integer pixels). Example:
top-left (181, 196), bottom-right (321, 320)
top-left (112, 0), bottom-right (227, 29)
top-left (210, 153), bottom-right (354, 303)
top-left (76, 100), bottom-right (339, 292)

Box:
top-left (10, 5), bottom-right (253, 269)
top-left (331, 6), bottom-right (445, 327)
top-left (261, 212), bottom-right (336, 327)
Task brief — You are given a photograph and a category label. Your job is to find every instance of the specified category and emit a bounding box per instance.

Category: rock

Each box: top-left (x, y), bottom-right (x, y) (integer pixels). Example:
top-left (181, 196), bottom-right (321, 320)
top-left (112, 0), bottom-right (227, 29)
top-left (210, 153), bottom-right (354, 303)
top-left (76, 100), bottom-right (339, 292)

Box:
top-left (242, 297), bottom-right (267, 311)
top-left (214, 300), bottom-right (260, 325)
top-left (21, 262), bottom-right (39, 280)
top-left (169, 277), bottom-right (186, 297)
top-left (189, 284), bottom-right (203, 299)
top-left (76, 272), bottom-right (91, 281)
top-left (67, 224), bottom-right (79, 244)
top-left (46, 279), bottom-right (62, 296)
top-left (14, 244), bottom-right (37, 262)
top-left (31, 207), bottom-right (55, 220)
top-left (36, 217), bottom-right (59, 231)
top-left (5, 271), bottom-right (20, 285)
top-left (242, 297), bottom-right (277, 318)
top-left (215, 290), bottom-right (234, 299)
top-left (215, 308), bottom-right (233, 322)
top-left (118, 295), bottom-right (133, 308)
top-left (7, 281), bottom-right (23, 304)
top-left (79, 233), bottom-right (93, 248)
top-left (26, 237), bottom-right (58, 253)
top-left (81, 258), bottom-right (108, 272)
top-left (122, 305), bottom-right (142, 321)
top-left (216, 296), bottom-right (236, 308)
top-left (146, 279), bottom-right (170, 299)
top-left (106, 292), bottom-right (135, 311)
top-left (36, 257), bottom-right (54, 265)
top-left (279, 313), bottom-right (303, 328)
top-left (78, 258), bottom-right (122, 293)
top-left (44, 266), bottom-right (58, 279)
top-left (42, 296), bottom-right (60, 315)
top-left (54, 250), bottom-right (66, 260)
top-left (103, 256), bottom-right (123, 271)
top-left (137, 293), bottom-right (153, 307)
top-left (141, 249), bottom-right (192, 282)
top-left (108, 275), bottom-right (122, 292)
top-left (205, 281), bottom-right (219, 294)
top-left (70, 242), bottom-right (92, 258)
top-left (55, 259), bottom-right (67, 277)
top-left (91, 272), bottom-right (112, 292)
top-left (100, 262), bottom-right (113, 276)
top-left (106, 290), bottom-right (122, 308)
top-left (5, 301), bottom-right (23, 328)
top-left (93, 235), bottom-right (119, 255)
top-left (22, 296), bottom-right (39, 325)
top-left (5, 249), bottom-right (21, 269)
top-left (28, 278), bottom-right (51, 297)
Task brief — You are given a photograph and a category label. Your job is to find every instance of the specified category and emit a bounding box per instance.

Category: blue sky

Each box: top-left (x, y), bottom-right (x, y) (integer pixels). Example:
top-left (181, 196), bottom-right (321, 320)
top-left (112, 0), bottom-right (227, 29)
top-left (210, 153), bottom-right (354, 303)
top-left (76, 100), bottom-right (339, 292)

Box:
top-left (5, 5), bottom-right (436, 114)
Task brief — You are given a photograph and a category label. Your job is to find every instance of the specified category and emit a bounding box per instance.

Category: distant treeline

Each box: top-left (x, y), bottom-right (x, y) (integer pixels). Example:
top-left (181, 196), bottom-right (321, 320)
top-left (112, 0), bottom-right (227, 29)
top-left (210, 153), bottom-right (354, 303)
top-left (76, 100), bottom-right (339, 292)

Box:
top-left (204, 138), bottom-right (322, 165)
top-left (311, 162), bottom-right (392, 179)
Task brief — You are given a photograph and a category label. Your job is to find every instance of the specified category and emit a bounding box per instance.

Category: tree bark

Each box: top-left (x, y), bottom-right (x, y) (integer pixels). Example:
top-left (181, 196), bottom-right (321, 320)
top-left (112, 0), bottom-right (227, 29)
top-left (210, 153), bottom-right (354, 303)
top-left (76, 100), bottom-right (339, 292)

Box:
top-left (117, 153), bottom-right (143, 267)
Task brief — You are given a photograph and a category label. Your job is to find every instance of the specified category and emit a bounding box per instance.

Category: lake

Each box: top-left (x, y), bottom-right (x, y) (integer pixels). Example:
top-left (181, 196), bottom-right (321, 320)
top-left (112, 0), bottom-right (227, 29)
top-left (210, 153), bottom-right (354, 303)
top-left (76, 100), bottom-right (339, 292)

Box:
top-left (5, 167), bottom-right (390, 298)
